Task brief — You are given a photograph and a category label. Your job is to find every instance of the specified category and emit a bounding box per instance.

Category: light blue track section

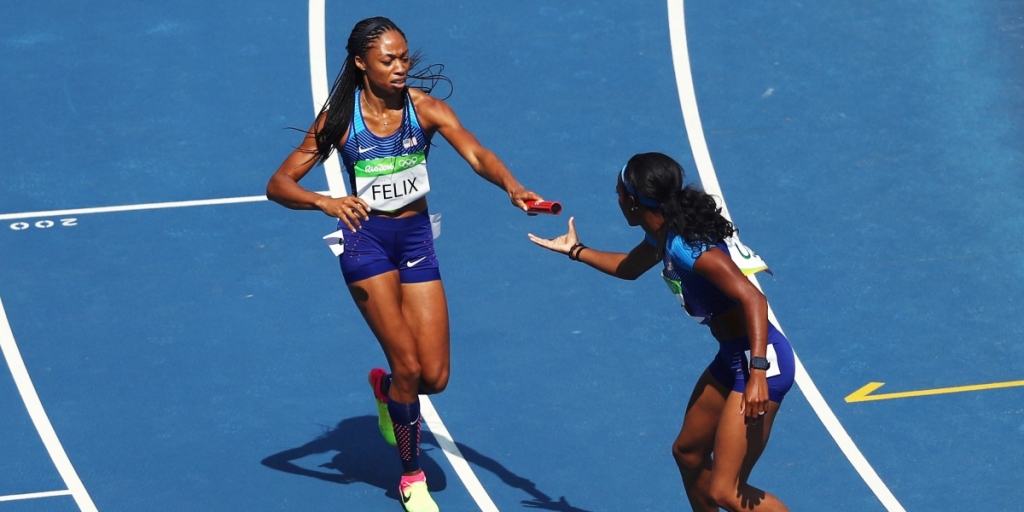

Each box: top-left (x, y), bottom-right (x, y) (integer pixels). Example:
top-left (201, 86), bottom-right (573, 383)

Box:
top-left (1, 0), bottom-right (1022, 510)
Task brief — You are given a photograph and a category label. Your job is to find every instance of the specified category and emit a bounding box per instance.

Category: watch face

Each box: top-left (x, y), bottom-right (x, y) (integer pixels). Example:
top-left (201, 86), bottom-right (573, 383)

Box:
top-left (750, 358), bottom-right (770, 370)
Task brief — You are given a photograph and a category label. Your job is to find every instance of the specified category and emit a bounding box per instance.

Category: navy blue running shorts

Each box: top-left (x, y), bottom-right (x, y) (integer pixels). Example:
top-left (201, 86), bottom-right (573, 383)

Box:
top-left (707, 323), bottom-right (795, 403)
top-left (338, 211), bottom-right (441, 284)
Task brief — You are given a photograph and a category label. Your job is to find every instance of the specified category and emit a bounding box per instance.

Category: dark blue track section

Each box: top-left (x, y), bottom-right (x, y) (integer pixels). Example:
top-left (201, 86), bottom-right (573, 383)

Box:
top-left (2, 0), bottom-right (1022, 510)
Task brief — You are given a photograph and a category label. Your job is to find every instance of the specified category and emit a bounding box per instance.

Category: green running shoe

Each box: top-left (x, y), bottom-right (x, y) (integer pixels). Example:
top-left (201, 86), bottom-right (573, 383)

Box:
top-left (368, 368), bottom-right (396, 446)
top-left (400, 473), bottom-right (439, 512)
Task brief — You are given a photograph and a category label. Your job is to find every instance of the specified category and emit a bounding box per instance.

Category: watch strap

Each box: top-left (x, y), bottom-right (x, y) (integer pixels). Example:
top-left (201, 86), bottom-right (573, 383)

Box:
top-left (750, 356), bottom-right (771, 371)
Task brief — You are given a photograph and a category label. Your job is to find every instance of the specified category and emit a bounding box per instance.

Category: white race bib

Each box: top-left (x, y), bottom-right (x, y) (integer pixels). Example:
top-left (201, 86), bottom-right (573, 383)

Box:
top-left (353, 152), bottom-right (430, 211)
top-left (724, 235), bottom-right (772, 276)
top-left (429, 213), bottom-right (441, 239)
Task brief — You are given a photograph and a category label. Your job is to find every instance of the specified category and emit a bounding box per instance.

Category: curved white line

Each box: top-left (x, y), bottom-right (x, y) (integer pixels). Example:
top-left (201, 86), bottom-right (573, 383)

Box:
top-left (306, 0), bottom-right (329, 116)
top-left (306, 3), bottom-right (497, 510)
top-left (665, 2), bottom-right (906, 511)
top-left (420, 396), bottom-right (500, 512)
top-left (307, 0), bottom-right (347, 199)
top-left (0, 297), bottom-right (97, 511)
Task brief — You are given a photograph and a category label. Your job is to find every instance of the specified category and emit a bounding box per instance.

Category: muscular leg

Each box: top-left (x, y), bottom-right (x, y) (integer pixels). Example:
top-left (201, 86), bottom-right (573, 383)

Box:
top-left (348, 272), bottom-right (450, 481)
top-left (399, 280), bottom-right (450, 394)
top-left (672, 370), bottom-right (729, 512)
top-left (348, 272), bottom-right (449, 402)
top-left (708, 392), bottom-right (787, 512)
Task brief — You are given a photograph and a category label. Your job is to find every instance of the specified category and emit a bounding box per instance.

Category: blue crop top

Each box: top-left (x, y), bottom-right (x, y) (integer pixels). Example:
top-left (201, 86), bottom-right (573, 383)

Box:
top-left (650, 233), bottom-right (737, 323)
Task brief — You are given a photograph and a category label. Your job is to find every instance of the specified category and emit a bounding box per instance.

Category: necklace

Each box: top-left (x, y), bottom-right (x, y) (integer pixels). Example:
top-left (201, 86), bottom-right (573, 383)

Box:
top-left (371, 107), bottom-right (390, 128)
top-left (363, 91), bottom-right (396, 128)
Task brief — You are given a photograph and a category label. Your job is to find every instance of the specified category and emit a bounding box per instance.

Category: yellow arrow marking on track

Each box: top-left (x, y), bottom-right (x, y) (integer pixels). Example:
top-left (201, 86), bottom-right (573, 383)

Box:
top-left (846, 379), bottom-right (1024, 403)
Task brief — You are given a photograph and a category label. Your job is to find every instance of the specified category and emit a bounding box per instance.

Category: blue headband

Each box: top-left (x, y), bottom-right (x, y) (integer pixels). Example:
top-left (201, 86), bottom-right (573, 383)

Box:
top-left (620, 164), bottom-right (662, 208)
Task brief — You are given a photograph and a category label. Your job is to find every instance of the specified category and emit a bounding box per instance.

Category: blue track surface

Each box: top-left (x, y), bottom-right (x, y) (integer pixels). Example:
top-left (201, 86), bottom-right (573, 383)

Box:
top-left (2, 1), bottom-right (1023, 510)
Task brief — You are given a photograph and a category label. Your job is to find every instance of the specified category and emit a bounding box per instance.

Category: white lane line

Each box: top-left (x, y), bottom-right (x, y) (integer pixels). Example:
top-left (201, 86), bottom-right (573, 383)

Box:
top-left (307, 0), bottom-right (329, 116)
top-left (420, 396), bottom-right (500, 512)
top-left (306, 2), bottom-right (496, 510)
top-left (0, 296), bottom-right (98, 512)
top-left (0, 195), bottom-right (267, 221)
top-left (0, 490), bottom-right (73, 503)
top-left (665, 2), bottom-right (907, 511)
top-left (307, 0), bottom-right (348, 198)
top-left (0, 192), bottom-right (340, 222)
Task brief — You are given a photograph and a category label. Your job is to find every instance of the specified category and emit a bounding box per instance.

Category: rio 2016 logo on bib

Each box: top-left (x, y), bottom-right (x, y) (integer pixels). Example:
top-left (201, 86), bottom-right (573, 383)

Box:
top-left (354, 151), bottom-right (430, 211)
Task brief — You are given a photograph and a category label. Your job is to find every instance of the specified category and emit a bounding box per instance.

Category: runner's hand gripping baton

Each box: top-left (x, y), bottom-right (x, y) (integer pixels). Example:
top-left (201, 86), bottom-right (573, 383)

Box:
top-left (524, 200), bottom-right (562, 215)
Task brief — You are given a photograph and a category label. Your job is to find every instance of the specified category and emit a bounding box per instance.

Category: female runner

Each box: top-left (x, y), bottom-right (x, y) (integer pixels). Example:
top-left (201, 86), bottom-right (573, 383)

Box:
top-left (529, 152), bottom-right (793, 511)
top-left (267, 16), bottom-right (541, 512)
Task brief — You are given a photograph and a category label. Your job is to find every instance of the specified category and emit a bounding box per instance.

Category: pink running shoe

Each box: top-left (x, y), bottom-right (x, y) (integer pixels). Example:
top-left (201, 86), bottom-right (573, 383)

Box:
top-left (399, 471), bottom-right (438, 512)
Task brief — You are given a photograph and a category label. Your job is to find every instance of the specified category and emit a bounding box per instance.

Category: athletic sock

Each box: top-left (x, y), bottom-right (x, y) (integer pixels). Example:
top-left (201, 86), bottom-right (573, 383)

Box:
top-left (400, 470), bottom-right (427, 488)
top-left (387, 398), bottom-right (422, 474)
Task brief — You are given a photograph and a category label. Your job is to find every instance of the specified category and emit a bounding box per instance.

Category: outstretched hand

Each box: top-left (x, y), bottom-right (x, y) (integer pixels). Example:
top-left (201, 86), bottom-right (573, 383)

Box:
top-left (527, 217), bottom-right (579, 255)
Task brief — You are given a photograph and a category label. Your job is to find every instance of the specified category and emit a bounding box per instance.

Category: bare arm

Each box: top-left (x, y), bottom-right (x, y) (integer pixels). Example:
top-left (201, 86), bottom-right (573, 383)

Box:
top-left (265, 116), bottom-right (371, 231)
top-left (693, 248), bottom-right (770, 420)
top-left (412, 91), bottom-right (541, 210)
top-left (528, 217), bottom-right (659, 280)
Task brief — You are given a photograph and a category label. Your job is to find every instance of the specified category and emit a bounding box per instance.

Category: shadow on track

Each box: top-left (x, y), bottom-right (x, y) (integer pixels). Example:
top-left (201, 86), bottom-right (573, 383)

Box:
top-left (261, 415), bottom-right (591, 511)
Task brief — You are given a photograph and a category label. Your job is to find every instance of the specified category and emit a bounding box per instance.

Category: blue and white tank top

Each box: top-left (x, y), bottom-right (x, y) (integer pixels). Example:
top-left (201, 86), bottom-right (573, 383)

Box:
top-left (340, 89), bottom-right (431, 211)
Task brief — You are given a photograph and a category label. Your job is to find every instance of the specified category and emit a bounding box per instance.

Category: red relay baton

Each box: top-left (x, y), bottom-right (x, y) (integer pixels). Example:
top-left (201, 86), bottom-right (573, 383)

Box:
top-left (524, 200), bottom-right (562, 215)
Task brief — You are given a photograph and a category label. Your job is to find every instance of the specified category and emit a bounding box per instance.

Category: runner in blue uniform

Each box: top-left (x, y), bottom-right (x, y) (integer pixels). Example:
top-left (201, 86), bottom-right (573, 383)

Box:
top-left (267, 16), bottom-right (541, 512)
top-left (529, 152), bottom-right (793, 512)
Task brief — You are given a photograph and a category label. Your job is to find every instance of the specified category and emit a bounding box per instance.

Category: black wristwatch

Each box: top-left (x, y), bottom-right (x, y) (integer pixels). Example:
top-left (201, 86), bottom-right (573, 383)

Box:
top-left (750, 357), bottom-right (771, 371)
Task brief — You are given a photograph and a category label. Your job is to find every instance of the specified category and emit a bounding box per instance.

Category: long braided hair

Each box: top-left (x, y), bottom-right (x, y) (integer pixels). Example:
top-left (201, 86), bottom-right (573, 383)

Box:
top-left (621, 152), bottom-right (735, 249)
top-left (310, 16), bottom-right (450, 166)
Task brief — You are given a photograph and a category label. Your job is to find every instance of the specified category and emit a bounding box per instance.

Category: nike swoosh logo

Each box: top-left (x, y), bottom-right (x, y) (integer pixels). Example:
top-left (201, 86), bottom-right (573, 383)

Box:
top-left (407, 257), bottom-right (427, 268)
top-left (357, 146), bottom-right (378, 153)
top-left (402, 490), bottom-right (413, 504)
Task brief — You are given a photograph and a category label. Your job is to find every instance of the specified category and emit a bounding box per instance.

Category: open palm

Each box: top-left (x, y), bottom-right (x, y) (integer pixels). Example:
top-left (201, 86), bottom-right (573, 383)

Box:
top-left (527, 217), bottom-right (579, 255)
